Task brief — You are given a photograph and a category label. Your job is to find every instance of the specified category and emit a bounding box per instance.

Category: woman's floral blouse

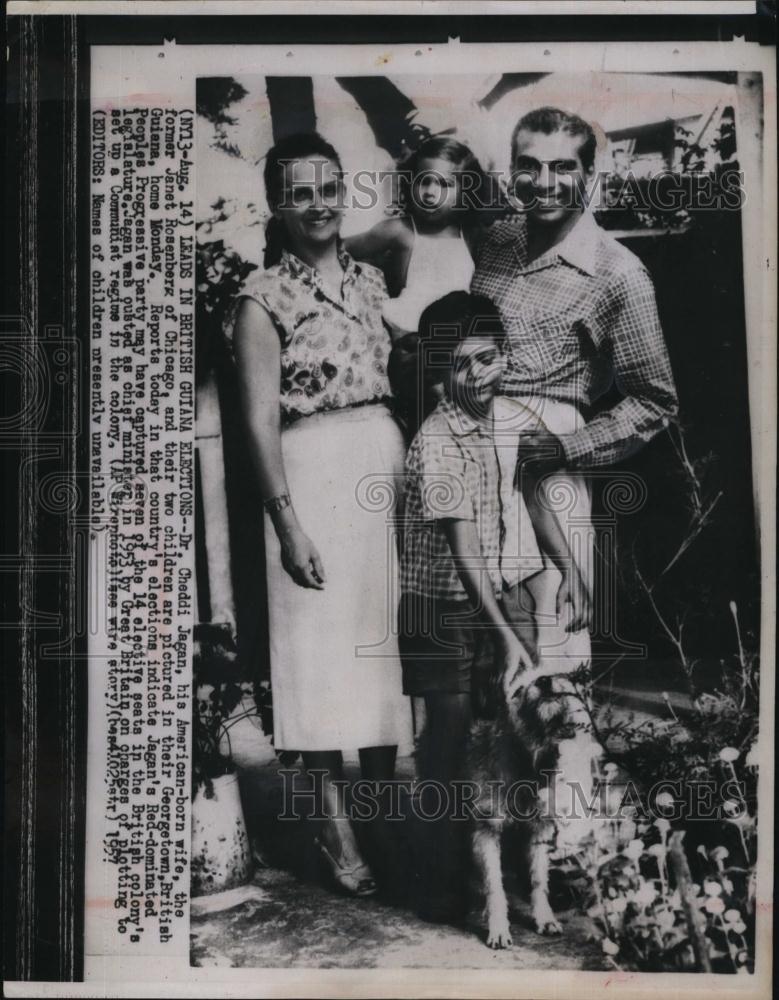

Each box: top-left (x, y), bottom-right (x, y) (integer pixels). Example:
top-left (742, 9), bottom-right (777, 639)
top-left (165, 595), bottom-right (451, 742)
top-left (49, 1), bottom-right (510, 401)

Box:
top-left (224, 245), bottom-right (393, 425)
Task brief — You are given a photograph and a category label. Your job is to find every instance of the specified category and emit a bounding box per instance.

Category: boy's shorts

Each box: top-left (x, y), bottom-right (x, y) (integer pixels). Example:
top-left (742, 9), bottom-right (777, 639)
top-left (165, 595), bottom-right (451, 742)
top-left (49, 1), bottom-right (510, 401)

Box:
top-left (398, 587), bottom-right (536, 700)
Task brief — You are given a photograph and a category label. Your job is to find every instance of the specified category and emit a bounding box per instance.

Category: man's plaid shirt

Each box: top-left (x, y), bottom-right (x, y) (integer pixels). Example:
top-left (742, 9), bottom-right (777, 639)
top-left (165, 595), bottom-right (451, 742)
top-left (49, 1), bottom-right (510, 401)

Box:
top-left (472, 211), bottom-right (679, 467)
top-left (400, 398), bottom-right (503, 601)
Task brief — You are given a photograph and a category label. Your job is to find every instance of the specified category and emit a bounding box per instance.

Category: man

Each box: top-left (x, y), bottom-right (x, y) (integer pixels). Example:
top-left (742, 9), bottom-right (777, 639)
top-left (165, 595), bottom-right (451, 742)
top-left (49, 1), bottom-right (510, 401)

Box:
top-left (472, 106), bottom-right (679, 679)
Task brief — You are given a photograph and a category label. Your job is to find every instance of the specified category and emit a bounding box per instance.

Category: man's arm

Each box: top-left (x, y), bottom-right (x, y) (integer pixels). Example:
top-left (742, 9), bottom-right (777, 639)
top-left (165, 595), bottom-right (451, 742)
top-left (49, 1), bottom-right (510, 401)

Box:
top-left (561, 264), bottom-right (679, 468)
top-left (519, 470), bottom-right (591, 633)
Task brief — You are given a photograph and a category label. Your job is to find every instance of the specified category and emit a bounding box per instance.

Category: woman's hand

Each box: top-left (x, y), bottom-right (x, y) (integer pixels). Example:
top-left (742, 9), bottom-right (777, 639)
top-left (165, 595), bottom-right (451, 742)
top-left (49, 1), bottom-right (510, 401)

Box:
top-left (279, 526), bottom-right (326, 590)
top-left (557, 567), bottom-right (591, 634)
top-left (499, 632), bottom-right (535, 701)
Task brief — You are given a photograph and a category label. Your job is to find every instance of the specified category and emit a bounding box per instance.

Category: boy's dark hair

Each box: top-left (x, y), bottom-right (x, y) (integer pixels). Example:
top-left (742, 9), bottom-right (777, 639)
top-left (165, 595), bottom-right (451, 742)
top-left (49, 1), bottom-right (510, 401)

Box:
top-left (511, 106), bottom-right (597, 173)
top-left (416, 292), bottom-right (505, 382)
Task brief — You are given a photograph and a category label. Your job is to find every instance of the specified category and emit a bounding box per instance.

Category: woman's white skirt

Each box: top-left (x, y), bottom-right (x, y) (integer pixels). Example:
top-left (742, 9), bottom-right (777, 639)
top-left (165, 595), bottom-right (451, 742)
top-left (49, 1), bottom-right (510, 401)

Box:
top-left (265, 404), bottom-right (413, 754)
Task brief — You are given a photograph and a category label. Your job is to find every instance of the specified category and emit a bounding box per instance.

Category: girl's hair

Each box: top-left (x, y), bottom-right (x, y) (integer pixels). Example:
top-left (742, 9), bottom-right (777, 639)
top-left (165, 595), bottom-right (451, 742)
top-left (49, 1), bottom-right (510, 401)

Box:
top-left (398, 136), bottom-right (503, 231)
top-left (262, 132), bottom-right (343, 268)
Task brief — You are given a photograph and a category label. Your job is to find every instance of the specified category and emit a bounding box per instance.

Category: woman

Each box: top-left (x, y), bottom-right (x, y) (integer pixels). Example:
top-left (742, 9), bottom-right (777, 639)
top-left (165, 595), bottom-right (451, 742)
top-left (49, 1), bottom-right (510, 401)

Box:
top-left (225, 132), bottom-right (412, 897)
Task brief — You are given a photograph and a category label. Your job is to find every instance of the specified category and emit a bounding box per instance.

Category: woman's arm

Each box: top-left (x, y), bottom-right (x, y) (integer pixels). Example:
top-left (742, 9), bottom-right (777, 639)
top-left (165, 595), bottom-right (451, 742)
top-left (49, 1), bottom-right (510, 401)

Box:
top-left (443, 518), bottom-right (534, 687)
top-left (233, 298), bottom-right (325, 590)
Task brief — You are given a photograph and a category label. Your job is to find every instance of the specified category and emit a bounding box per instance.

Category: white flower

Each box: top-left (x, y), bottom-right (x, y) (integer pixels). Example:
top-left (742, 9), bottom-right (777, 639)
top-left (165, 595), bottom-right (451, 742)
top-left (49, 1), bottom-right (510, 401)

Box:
top-left (624, 839), bottom-right (645, 860)
top-left (647, 843), bottom-right (666, 858)
top-left (724, 909), bottom-right (741, 924)
top-left (703, 880), bottom-right (723, 896)
top-left (719, 747), bottom-right (740, 763)
top-left (654, 817), bottom-right (672, 835)
top-left (729, 920), bottom-right (747, 935)
top-left (705, 896), bottom-right (726, 914)
top-left (655, 792), bottom-right (675, 811)
top-left (601, 938), bottom-right (620, 955)
top-left (744, 742), bottom-right (759, 769)
top-left (634, 880), bottom-right (657, 905)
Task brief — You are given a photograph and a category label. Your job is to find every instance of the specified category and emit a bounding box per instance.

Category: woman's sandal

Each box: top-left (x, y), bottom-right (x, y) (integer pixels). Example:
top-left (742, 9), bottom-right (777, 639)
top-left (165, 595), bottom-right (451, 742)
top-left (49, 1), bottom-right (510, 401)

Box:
top-left (314, 836), bottom-right (378, 898)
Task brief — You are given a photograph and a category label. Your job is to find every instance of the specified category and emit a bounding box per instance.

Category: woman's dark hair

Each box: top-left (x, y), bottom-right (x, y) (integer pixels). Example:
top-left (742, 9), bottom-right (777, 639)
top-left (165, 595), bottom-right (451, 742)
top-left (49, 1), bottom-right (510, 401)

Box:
top-left (398, 136), bottom-right (503, 232)
top-left (262, 132), bottom-right (343, 268)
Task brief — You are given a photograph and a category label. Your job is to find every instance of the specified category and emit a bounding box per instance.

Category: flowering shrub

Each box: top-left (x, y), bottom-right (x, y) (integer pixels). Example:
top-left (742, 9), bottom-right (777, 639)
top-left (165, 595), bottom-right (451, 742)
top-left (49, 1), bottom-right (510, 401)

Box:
top-left (554, 597), bottom-right (760, 974)
top-left (192, 623), bottom-right (272, 798)
top-left (571, 757), bottom-right (757, 974)
top-left (195, 217), bottom-right (259, 384)
top-left (553, 423), bottom-right (760, 973)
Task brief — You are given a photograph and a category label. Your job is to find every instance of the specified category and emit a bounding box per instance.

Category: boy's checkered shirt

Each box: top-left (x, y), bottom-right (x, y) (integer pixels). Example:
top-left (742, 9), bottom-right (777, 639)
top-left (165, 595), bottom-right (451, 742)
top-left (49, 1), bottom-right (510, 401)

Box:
top-left (400, 398), bottom-right (503, 602)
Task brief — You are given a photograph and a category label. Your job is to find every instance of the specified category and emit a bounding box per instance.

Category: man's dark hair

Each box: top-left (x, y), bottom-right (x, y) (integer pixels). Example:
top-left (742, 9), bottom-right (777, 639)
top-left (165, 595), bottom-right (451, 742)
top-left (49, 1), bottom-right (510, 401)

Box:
top-left (510, 106), bottom-right (597, 173)
top-left (416, 291), bottom-right (505, 382)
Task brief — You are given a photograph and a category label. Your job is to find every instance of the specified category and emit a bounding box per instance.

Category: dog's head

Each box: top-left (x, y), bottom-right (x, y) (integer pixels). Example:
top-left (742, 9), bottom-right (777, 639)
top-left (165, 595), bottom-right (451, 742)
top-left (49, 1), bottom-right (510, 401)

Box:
top-left (502, 666), bottom-right (594, 770)
top-left (502, 665), bottom-right (603, 852)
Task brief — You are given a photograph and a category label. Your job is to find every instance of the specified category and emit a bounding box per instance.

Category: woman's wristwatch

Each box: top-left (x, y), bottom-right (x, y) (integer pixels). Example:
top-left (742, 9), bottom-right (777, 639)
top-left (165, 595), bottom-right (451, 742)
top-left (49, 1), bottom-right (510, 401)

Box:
top-left (263, 492), bottom-right (292, 515)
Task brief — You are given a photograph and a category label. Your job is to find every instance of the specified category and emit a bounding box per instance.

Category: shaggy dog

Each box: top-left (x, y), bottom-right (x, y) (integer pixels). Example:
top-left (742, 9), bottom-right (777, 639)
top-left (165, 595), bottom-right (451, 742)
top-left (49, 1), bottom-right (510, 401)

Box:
top-left (466, 666), bottom-right (600, 949)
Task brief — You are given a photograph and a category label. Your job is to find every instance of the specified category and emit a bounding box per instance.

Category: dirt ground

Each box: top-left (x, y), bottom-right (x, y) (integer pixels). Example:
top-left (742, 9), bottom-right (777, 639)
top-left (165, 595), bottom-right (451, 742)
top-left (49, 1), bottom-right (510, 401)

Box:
top-left (190, 756), bottom-right (607, 970)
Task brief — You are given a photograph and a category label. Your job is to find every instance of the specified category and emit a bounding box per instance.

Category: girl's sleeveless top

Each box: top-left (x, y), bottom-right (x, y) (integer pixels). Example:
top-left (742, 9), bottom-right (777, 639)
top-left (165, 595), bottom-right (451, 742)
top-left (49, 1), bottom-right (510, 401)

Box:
top-left (382, 222), bottom-right (475, 334)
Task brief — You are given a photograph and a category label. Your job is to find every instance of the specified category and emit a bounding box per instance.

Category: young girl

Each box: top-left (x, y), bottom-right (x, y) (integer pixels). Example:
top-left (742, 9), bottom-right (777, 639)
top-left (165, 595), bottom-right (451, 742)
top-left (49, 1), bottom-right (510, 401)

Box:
top-left (346, 137), bottom-right (498, 338)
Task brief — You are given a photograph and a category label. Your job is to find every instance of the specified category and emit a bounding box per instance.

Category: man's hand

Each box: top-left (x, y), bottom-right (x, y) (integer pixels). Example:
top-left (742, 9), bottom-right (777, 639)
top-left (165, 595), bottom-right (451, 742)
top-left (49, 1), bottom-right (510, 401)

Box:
top-left (557, 567), bottom-right (591, 633)
top-left (499, 632), bottom-right (535, 701)
top-left (517, 428), bottom-right (567, 479)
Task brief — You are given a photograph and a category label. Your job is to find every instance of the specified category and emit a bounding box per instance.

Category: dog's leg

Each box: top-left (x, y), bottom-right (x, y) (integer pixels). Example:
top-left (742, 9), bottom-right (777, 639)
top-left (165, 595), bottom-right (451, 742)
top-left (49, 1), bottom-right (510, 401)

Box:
top-left (530, 822), bottom-right (562, 935)
top-left (473, 822), bottom-right (512, 949)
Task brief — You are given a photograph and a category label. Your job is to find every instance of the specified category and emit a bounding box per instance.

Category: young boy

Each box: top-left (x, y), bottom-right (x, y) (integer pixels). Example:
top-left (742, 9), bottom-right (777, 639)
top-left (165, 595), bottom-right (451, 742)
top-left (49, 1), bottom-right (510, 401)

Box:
top-left (398, 291), bottom-right (589, 922)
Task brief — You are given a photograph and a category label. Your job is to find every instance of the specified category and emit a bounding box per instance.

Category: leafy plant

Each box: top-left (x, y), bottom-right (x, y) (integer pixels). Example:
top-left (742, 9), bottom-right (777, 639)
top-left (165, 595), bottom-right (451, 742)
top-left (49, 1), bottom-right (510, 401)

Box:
top-left (550, 425), bottom-right (760, 973)
top-left (596, 107), bottom-right (740, 232)
top-left (192, 623), bottom-right (272, 798)
top-left (196, 77), bottom-right (249, 158)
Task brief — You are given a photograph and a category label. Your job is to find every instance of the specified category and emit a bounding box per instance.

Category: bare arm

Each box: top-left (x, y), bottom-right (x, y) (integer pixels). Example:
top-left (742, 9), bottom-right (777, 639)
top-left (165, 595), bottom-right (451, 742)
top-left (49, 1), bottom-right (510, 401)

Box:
top-left (233, 298), bottom-right (325, 590)
top-left (344, 218), bottom-right (403, 267)
top-left (443, 518), bottom-right (534, 684)
top-left (519, 468), bottom-right (591, 633)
